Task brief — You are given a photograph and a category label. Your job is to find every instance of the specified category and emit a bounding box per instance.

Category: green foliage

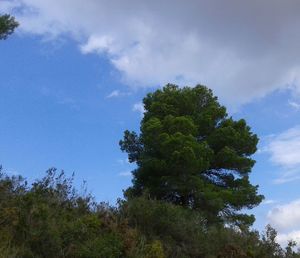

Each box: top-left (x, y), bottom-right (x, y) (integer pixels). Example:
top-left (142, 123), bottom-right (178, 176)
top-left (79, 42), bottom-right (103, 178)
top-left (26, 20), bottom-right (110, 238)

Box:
top-left (144, 240), bottom-right (166, 258)
top-left (257, 224), bottom-right (285, 257)
top-left (0, 14), bottom-right (19, 40)
top-left (121, 196), bottom-right (300, 258)
top-left (285, 240), bottom-right (300, 258)
top-left (120, 84), bottom-right (264, 226)
top-left (0, 167), bottom-right (298, 258)
top-left (0, 168), bottom-right (126, 258)
top-left (121, 196), bottom-right (206, 257)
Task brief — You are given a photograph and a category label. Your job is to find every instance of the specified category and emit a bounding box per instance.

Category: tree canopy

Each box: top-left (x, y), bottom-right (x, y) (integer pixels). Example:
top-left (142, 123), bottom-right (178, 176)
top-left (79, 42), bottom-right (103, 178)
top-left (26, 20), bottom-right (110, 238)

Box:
top-left (0, 14), bottom-right (19, 40)
top-left (120, 84), bottom-right (264, 226)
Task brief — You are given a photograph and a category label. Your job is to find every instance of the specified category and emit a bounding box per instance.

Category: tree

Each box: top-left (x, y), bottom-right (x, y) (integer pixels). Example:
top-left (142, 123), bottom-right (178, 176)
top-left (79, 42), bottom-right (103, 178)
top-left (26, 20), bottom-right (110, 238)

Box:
top-left (258, 225), bottom-right (284, 257)
top-left (0, 14), bottom-right (19, 40)
top-left (120, 84), bottom-right (264, 226)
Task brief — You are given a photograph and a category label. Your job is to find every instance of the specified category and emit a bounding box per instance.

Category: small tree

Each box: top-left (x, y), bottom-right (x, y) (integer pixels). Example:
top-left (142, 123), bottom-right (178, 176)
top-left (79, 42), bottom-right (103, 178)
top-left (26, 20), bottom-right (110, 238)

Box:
top-left (120, 84), bottom-right (263, 226)
top-left (259, 225), bottom-right (284, 257)
top-left (0, 14), bottom-right (19, 40)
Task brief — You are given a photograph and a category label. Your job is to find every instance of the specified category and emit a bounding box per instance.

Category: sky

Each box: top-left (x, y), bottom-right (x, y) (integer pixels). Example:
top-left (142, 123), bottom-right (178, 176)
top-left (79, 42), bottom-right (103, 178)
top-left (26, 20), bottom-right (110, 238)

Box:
top-left (1, 0), bottom-right (300, 246)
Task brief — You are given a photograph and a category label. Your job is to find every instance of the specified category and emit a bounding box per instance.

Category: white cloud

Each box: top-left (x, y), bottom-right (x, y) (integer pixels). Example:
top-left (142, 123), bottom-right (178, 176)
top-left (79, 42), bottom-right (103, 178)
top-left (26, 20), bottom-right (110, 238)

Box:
top-left (106, 90), bottom-right (131, 98)
top-left (262, 199), bottom-right (277, 205)
top-left (269, 128), bottom-right (300, 167)
top-left (132, 102), bottom-right (145, 117)
top-left (265, 126), bottom-right (300, 183)
top-left (288, 100), bottom-right (300, 110)
top-left (277, 231), bottom-right (300, 247)
top-left (267, 199), bottom-right (300, 246)
top-left (268, 199), bottom-right (300, 232)
top-left (106, 90), bottom-right (121, 98)
top-left (4, 1), bottom-right (300, 103)
top-left (0, 0), bottom-right (20, 12)
top-left (118, 170), bottom-right (131, 177)
top-left (80, 35), bottom-right (114, 54)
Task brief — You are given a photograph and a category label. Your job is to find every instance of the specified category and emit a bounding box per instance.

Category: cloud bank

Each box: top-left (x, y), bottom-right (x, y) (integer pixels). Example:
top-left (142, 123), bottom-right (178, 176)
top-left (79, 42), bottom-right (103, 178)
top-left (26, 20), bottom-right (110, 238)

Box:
top-left (2, 0), bottom-right (300, 104)
top-left (265, 126), bottom-right (300, 183)
top-left (268, 199), bottom-right (300, 232)
top-left (268, 199), bottom-right (300, 246)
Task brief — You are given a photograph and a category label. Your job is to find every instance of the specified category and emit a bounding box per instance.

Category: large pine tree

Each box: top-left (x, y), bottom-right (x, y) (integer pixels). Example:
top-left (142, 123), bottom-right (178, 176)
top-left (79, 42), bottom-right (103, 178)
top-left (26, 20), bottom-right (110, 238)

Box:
top-left (120, 84), bottom-right (263, 226)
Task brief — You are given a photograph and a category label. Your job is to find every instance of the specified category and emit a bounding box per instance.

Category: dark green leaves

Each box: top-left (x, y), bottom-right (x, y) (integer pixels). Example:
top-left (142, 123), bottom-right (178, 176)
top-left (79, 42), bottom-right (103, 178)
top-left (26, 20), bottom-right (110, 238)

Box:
top-left (0, 14), bottom-right (19, 40)
top-left (120, 84), bottom-right (263, 226)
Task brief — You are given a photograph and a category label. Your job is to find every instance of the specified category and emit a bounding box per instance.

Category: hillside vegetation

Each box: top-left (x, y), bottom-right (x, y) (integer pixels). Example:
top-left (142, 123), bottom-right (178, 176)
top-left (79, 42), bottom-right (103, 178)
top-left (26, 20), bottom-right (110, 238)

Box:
top-left (0, 168), bottom-right (299, 258)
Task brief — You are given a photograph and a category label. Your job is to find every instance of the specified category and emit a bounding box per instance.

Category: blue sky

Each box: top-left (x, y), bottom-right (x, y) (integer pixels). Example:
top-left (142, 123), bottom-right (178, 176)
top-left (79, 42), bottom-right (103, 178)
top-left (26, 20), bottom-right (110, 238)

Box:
top-left (0, 35), bottom-right (144, 202)
top-left (2, 0), bottom-right (300, 245)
